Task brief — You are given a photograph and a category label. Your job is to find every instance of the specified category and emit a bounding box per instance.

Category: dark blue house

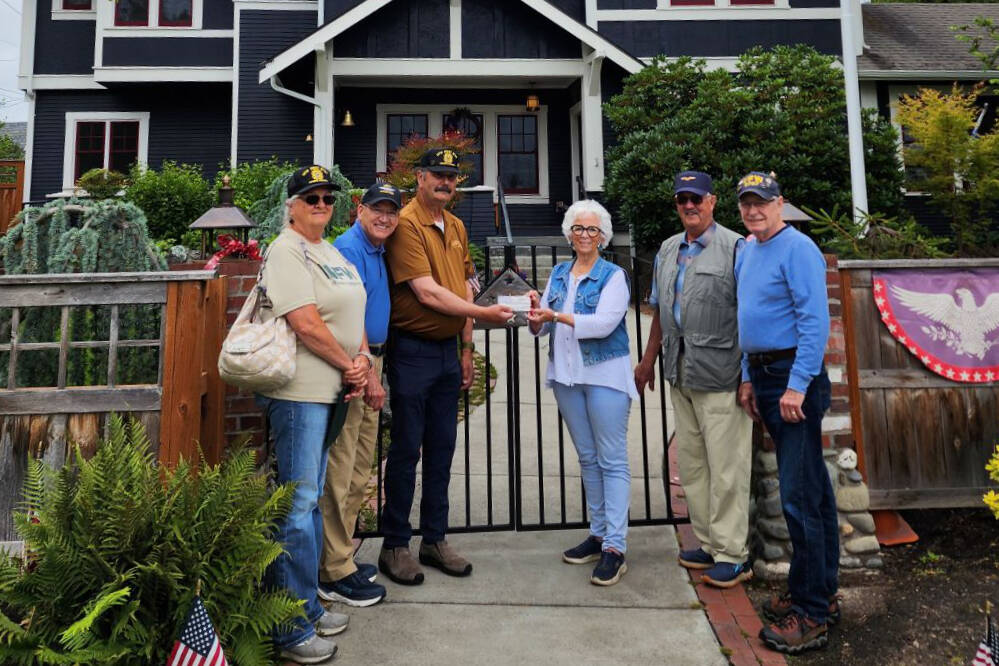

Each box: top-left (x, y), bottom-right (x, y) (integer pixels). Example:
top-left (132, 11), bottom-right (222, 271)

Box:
top-left (18, 0), bottom-right (843, 242)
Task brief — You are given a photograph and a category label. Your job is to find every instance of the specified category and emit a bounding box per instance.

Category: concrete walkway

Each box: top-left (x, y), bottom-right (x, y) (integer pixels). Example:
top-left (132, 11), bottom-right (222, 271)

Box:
top-left (323, 311), bottom-right (724, 665)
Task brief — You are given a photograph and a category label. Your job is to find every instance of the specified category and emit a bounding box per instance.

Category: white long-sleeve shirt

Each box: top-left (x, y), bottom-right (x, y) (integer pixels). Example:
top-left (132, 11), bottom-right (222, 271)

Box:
top-left (533, 268), bottom-right (638, 400)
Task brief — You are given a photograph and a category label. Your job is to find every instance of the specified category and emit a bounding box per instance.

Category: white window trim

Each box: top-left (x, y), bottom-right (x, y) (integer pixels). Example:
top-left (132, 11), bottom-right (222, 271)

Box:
top-left (61, 112), bottom-right (150, 191)
top-left (51, 7), bottom-right (97, 21)
top-left (95, 0), bottom-right (203, 32)
top-left (375, 104), bottom-right (550, 205)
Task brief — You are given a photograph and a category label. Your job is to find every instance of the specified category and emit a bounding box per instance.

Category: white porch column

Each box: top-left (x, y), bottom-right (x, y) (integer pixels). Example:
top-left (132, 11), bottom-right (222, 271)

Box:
top-left (314, 46), bottom-right (335, 166)
top-left (580, 51), bottom-right (605, 193)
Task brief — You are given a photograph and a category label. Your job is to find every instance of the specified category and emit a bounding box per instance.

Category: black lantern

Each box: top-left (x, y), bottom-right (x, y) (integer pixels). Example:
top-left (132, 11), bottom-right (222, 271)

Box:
top-left (189, 175), bottom-right (256, 257)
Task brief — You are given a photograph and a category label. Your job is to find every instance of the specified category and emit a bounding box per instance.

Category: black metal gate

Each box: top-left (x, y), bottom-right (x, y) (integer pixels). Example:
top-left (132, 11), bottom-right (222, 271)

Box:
top-left (359, 243), bottom-right (686, 538)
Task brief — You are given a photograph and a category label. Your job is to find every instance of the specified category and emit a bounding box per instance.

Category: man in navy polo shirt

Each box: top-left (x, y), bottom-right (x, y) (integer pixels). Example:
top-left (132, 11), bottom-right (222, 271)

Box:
top-left (317, 182), bottom-right (402, 607)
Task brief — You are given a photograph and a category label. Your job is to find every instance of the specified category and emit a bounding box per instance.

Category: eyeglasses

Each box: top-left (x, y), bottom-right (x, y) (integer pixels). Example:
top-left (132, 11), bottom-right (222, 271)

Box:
top-left (674, 193), bottom-right (704, 206)
top-left (570, 225), bottom-right (601, 237)
top-left (738, 198), bottom-right (775, 211)
top-left (363, 205), bottom-right (399, 219)
top-left (303, 193), bottom-right (336, 206)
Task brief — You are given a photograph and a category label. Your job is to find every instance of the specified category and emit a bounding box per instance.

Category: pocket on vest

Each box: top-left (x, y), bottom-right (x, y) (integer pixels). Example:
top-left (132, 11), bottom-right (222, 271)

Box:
top-left (685, 330), bottom-right (735, 349)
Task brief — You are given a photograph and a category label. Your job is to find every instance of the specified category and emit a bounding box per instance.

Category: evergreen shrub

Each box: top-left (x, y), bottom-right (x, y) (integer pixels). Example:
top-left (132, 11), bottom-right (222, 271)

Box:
top-left (75, 169), bottom-right (128, 200)
top-left (0, 415), bottom-right (302, 665)
top-left (215, 159), bottom-right (298, 213)
top-left (125, 161), bottom-right (214, 241)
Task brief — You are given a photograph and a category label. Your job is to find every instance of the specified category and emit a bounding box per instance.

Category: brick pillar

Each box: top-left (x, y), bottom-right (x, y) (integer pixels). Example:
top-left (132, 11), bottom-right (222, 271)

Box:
top-left (822, 254), bottom-right (853, 450)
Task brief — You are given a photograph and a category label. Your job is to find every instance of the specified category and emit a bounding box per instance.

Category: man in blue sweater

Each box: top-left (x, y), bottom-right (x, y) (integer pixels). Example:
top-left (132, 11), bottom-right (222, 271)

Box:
top-left (734, 172), bottom-right (839, 655)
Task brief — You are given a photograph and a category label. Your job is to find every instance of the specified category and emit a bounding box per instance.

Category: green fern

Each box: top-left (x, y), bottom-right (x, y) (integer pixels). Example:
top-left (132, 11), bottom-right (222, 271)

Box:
top-left (0, 415), bottom-right (301, 665)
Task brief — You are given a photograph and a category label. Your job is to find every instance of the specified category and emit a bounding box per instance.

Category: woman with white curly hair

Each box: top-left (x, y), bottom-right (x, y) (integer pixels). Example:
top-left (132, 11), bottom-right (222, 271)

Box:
top-left (527, 199), bottom-right (637, 586)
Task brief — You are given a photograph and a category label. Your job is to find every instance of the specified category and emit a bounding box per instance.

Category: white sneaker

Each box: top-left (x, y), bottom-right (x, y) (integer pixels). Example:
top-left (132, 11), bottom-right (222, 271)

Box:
top-left (279, 634), bottom-right (338, 664)
top-left (315, 609), bottom-right (349, 637)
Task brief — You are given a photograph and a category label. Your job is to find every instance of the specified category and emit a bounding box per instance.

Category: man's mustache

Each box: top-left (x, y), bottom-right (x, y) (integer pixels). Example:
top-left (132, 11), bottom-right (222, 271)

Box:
top-left (435, 186), bottom-right (453, 193)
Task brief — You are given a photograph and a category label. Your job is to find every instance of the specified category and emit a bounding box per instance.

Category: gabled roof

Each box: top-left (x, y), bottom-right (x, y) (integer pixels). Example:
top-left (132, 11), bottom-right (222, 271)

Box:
top-left (258, 0), bottom-right (645, 84)
top-left (859, 3), bottom-right (999, 78)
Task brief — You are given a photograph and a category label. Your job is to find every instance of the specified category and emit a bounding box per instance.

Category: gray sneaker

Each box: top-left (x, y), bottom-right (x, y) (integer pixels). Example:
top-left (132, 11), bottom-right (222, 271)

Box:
top-left (315, 610), bottom-right (349, 637)
top-left (279, 634), bottom-right (338, 664)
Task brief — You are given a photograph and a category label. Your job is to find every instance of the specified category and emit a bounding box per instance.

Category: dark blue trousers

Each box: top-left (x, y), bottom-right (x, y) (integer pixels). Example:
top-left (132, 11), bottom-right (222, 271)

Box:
top-left (750, 358), bottom-right (838, 623)
top-left (382, 330), bottom-right (461, 548)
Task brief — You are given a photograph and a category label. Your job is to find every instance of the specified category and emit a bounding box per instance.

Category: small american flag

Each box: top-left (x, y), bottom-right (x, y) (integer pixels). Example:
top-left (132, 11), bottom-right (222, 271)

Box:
top-left (167, 596), bottom-right (229, 666)
top-left (973, 609), bottom-right (998, 666)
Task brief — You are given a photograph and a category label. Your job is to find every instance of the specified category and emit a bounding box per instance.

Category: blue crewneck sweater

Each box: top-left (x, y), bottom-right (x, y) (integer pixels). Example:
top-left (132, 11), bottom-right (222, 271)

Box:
top-left (736, 225), bottom-right (829, 393)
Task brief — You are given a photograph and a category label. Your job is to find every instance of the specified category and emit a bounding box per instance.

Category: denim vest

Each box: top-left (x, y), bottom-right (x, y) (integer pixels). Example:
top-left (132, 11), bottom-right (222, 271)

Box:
top-left (544, 257), bottom-right (631, 366)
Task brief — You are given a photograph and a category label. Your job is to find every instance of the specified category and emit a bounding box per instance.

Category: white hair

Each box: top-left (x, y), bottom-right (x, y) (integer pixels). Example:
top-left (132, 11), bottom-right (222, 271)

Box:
top-left (561, 199), bottom-right (613, 247)
top-left (281, 195), bottom-right (297, 228)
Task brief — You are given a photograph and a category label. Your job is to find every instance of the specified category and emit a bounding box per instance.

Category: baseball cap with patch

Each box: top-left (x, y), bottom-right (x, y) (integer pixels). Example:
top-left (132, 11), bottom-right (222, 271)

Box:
top-left (418, 148), bottom-right (462, 174)
top-left (361, 181), bottom-right (402, 209)
top-left (288, 165), bottom-right (338, 197)
top-left (674, 171), bottom-right (713, 196)
top-left (737, 171), bottom-right (781, 200)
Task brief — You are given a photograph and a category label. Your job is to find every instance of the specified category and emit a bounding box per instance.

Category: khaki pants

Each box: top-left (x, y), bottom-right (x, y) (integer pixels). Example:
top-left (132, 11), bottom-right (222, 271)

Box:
top-left (319, 355), bottom-right (383, 582)
top-left (670, 359), bottom-right (753, 564)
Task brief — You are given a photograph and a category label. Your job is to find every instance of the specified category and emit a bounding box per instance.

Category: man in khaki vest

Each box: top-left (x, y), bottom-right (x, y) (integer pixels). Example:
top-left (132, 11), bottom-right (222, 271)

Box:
top-left (634, 170), bottom-right (752, 589)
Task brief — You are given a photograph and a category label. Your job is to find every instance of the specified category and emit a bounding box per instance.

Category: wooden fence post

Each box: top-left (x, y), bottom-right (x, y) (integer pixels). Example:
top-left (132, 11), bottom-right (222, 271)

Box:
top-left (160, 281), bottom-right (207, 468)
top-left (199, 278), bottom-right (227, 465)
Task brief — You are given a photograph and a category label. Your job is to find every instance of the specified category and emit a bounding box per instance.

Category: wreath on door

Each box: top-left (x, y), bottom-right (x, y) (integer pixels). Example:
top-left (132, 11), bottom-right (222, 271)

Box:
top-left (445, 107), bottom-right (482, 141)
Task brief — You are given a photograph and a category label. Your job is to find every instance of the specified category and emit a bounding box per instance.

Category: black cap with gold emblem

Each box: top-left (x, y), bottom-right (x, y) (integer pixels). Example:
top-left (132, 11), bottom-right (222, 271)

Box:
top-left (418, 148), bottom-right (461, 174)
top-left (361, 181), bottom-right (403, 209)
top-left (288, 165), bottom-right (339, 197)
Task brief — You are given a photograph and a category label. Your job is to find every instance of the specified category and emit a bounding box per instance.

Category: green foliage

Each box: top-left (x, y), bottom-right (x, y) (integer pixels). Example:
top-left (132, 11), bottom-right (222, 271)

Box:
top-left (953, 17), bottom-right (999, 82)
top-left (382, 132), bottom-right (479, 209)
top-left (985, 444), bottom-right (999, 518)
top-left (468, 242), bottom-right (485, 272)
top-left (895, 86), bottom-right (999, 256)
top-left (807, 206), bottom-right (950, 259)
top-left (0, 133), bottom-right (24, 160)
top-left (603, 47), bottom-right (906, 249)
top-left (75, 169), bottom-right (128, 200)
top-left (0, 198), bottom-right (166, 387)
top-left (124, 161), bottom-right (214, 241)
top-left (248, 165), bottom-right (355, 243)
top-left (214, 158), bottom-right (298, 213)
top-left (0, 415), bottom-right (301, 665)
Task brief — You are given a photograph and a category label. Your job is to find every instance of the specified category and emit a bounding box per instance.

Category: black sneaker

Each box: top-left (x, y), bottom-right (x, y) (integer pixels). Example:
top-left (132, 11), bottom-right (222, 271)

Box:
top-left (355, 561), bottom-right (377, 583)
top-left (677, 548), bottom-right (714, 570)
top-left (562, 536), bottom-right (603, 564)
top-left (318, 571), bottom-right (386, 608)
top-left (590, 550), bottom-right (627, 586)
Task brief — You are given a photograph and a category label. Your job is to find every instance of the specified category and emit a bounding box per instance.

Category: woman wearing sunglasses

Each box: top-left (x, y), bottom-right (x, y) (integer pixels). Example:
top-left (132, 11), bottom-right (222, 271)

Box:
top-left (527, 199), bottom-right (638, 586)
top-left (254, 165), bottom-right (372, 663)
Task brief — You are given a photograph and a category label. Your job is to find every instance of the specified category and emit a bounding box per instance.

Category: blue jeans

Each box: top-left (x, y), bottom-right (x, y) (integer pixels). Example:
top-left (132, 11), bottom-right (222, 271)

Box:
top-left (382, 331), bottom-right (461, 547)
top-left (256, 396), bottom-right (334, 649)
top-left (749, 358), bottom-right (838, 623)
top-left (552, 382), bottom-right (632, 553)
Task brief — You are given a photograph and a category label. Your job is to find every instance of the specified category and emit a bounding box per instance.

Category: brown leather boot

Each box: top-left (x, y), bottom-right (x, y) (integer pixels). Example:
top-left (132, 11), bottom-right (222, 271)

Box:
top-left (378, 546), bottom-right (424, 586)
top-left (419, 540), bottom-right (473, 577)
top-left (759, 612), bottom-right (828, 654)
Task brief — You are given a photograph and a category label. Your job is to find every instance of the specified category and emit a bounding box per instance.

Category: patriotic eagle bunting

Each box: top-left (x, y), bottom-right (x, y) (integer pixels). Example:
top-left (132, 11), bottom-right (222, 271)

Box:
top-left (872, 269), bottom-right (999, 384)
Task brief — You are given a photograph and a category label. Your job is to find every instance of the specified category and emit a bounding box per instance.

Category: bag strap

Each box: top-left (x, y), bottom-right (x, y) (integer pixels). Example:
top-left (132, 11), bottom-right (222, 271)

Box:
top-left (252, 233), bottom-right (325, 321)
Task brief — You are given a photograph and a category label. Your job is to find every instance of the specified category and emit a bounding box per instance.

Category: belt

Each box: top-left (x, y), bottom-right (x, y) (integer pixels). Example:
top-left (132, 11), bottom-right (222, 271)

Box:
top-left (369, 343), bottom-right (386, 357)
top-left (747, 347), bottom-right (797, 367)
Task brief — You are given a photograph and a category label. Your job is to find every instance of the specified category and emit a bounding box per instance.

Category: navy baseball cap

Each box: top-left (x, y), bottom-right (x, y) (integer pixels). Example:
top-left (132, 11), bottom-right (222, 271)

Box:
top-left (737, 171), bottom-right (781, 200)
top-left (288, 165), bottom-right (338, 197)
top-left (674, 171), bottom-right (713, 197)
top-left (418, 147), bottom-right (461, 174)
top-left (361, 181), bottom-right (402, 209)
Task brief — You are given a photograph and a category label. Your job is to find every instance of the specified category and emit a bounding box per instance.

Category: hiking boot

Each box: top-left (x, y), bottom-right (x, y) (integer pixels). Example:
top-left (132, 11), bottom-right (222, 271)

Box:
top-left (378, 546), bottom-right (425, 585)
top-left (590, 550), bottom-right (627, 586)
top-left (677, 548), bottom-right (715, 570)
top-left (562, 535), bottom-right (603, 564)
top-left (700, 562), bottom-right (753, 589)
top-left (759, 612), bottom-right (828, 654)
top-left (761, 591), bottom-right (841, 626)
top-left (318, 571), bottom-right (386, 608)
top-left (314, 610), bottom-right (349, 637)
top-left (419, 540), bottom-right (473, 577)
top-left (355, 561), bottom-right (377, 583)
top-left (279, 634), bottom-right (338, 664)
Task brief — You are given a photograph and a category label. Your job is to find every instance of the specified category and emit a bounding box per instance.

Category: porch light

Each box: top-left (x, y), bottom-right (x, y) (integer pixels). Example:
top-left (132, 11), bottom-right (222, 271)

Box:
top-left (189, 175), bottom-right (256, 258)
top-left (341, 110), bottom-right (355, 127)
top-left (525, 95), bottom-right (540, 112)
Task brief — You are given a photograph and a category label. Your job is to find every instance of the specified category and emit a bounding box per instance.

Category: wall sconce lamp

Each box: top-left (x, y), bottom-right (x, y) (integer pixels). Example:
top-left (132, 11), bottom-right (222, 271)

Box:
top-left (526, 94), bottom-right (540, 112)
top-left (341, 110), bottom-right (356, 127)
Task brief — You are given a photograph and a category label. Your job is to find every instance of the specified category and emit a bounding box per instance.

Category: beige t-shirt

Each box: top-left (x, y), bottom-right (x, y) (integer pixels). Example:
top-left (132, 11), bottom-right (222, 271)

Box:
top-left (259, 228), bottom-right (367, 403)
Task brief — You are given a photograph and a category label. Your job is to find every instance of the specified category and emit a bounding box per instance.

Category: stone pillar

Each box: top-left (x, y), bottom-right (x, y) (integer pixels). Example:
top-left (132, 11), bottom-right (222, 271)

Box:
top-left (749, 254), bottom-right (882, 579)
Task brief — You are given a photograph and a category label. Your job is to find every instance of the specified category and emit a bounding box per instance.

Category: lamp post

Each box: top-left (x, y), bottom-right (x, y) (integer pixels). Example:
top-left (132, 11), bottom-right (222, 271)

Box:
top-left (188, 175), bottom-right (256, 259)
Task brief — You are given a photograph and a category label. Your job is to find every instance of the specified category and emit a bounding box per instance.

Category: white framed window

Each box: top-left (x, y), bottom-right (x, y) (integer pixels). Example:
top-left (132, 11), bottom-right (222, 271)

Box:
top-left (52, 0), bottom-right (96, 21)
top-left (374, 104), bottom-right (550, 204)
top-left (96, 0), bottom-right (203, 31)
top-left (61, 112), bottom-right (150, 191)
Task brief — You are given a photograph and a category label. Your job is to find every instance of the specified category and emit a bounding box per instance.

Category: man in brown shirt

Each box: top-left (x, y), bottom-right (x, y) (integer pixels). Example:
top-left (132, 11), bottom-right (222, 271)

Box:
top-left (379, 148), bottom-right (512, 585)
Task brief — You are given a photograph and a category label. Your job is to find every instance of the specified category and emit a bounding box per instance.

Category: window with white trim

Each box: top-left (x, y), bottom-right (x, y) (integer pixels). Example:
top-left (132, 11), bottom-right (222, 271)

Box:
top-left (62, 0), bottom-right (93, 10)
top-left (114, 0), bottom-right (193, 26)
top-left (62, 112), bottom-right (150, 191)
top-left (443, 112), bottom-right (484, 187)
top-left (497, 115), bottom-right (538, 195)
top-left (386, 114), bottom-right (428, 163)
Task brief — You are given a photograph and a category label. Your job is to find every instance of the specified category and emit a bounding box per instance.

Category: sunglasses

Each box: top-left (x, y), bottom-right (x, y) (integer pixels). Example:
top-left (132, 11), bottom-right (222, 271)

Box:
top-left (570, 225), bottom-right (601, 237)
top-left (303, 193), bottom-right (336, 206)
top-left (674, 193), bottom-right (704, 206)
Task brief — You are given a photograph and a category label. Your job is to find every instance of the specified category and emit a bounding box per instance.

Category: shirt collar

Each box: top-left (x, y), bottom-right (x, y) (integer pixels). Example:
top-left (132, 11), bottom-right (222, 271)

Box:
top-left (350, 220), bottom-right (385, 256)
top-left (681, 222), bottom-right (716, 250)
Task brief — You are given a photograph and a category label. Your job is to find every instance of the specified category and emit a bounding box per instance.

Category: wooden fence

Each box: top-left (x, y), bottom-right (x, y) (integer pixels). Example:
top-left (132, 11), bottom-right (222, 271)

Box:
top-left (0, 270), bottom-right (226, 541)
top-left (0, 160), bottom-right (24, 235)
top-left (840, 259), bottom-right (999, 509)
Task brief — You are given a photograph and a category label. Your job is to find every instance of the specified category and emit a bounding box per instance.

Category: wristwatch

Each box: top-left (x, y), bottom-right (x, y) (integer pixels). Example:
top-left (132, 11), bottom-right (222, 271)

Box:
top-left (356, 350), bottom-right (375, 367)
top-left (461, 341), bottom-right (475, 353)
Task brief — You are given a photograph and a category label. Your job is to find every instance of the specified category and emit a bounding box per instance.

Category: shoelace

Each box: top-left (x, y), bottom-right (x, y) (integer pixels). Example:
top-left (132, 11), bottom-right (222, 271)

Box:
top-left (772, 612), bottom-right (804, 631)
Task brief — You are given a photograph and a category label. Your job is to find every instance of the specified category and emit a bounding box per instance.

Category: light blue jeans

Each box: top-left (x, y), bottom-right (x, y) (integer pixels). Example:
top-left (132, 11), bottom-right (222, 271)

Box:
top-left (256, 396), bottom-right (332, 649)
top-left (552, 382), bottom-right (632, 553)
